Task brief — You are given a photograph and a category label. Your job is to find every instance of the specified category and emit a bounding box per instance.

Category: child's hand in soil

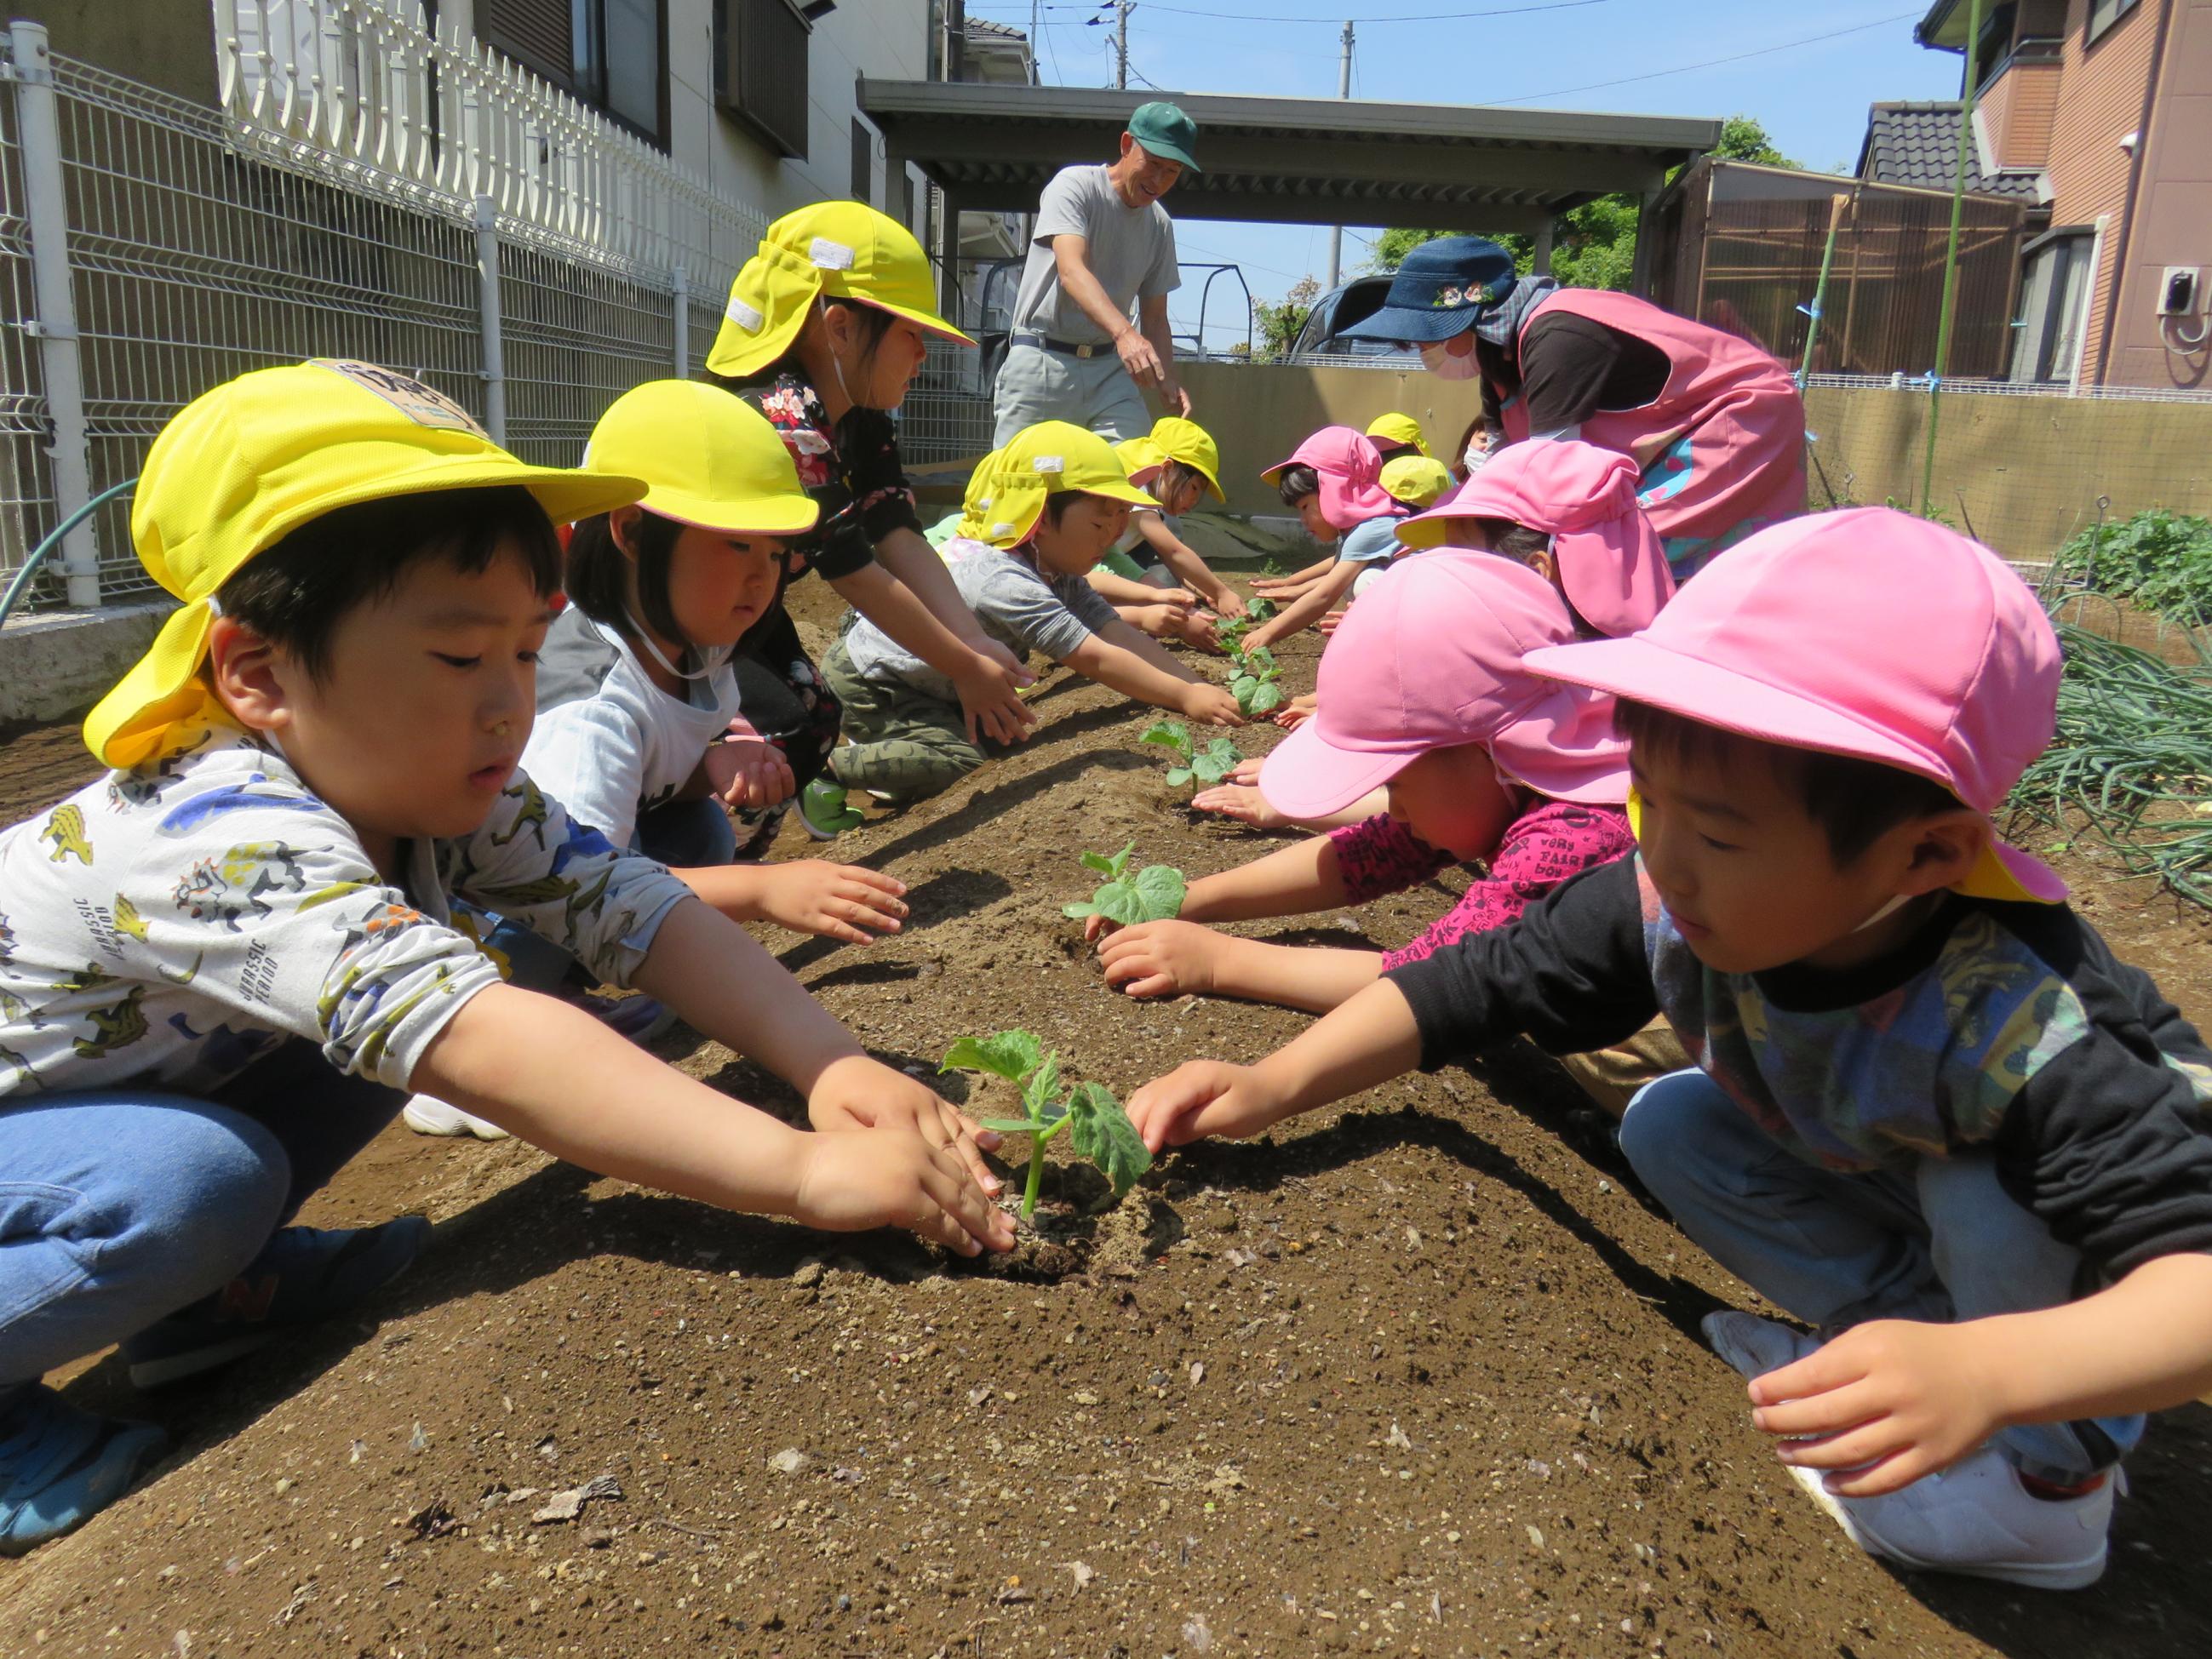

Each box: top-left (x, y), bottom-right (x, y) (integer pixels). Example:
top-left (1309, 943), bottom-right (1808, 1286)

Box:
top-left (1131, 604), bottom-right (1223, 655)
top-left (1208, 588), bottom-right (1251, 622)
top-left (1191, 784), bottom-right (1287, 829)
top-left (1225, 757), bottom-right (1264, 786)
top-left (1097, 919), bottom-right (1223, 998)
top-left (953, 643), bottom-right (1040, 747)
top-left (788, 1124), bottom-right (1016, 1256)
top-left (753, 861), bottom-right (908, 944)
top-left (1126, 1060), bottom-right (1291, 1152)
top-left (1273, 694), bottom-right (1317, 731)
top-left (1317, 606), bottom-right (1350, 638)
top-left (1745, 1319), bottom-right (2003, 1497)
top-left (805, 1054), bottom-right (1003, 1194)
top-left (706, 738), bottom-right (796, 809)
top-left (1182, 684), bottom-right (1246, 727)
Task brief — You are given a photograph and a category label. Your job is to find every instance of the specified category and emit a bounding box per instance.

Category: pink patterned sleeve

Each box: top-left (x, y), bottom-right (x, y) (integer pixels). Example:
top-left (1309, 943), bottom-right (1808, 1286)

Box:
top-left (1379, 799), bottom-right (1635, 972)
top-left (1328, 813), bottom-right (1453, 905)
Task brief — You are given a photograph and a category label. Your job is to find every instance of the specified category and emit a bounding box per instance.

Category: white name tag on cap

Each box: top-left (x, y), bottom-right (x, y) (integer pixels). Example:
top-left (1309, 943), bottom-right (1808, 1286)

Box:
top-left (313, 359), bottom-right (490, 438)
top-left (809, 237), bottom-right (856, 271)
top-left (1033, 455), bottom-right (1064, 473)
top-left (725, 298), bottom-right (765, 332)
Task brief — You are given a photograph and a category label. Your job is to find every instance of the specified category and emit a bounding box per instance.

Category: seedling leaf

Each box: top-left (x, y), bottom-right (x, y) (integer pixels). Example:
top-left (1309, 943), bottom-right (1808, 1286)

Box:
top-left (1062, 900), bottom-right (1101, 918)
top-left (1021, 1050), bottom-right (1063, 1119)
top-left (1247, 682), bottom-right (1284, 714)
top-left (939, 1029), bottom-right (1045, 1084)
top-left (1166, 766), bottom-right (1194, 787)
top-left (1246, 596), bottom-right (1277, 621)
top-left (1141, 719), bottom-right (1194, 757)
top-left (978, 1118), bottom-right (1043, 1135)
top-left (1132, 863), bottom-right (1187, 918)
top-left (1092, 880), bottom-right (1155, 926)
top-left (1064, 1082), bottom-right (1151, 1199)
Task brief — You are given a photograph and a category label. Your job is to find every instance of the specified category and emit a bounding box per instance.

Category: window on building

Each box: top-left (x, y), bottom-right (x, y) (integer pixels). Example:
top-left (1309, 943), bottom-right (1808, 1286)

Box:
top-left (2011, 228), bottom-right (2095, 385)
top-left (851, 118), bottom-right (874, 206)
top-left (716, 0), bottom-right (812, 160)
top-left (2087, 0), bottom-right (2140, 44)
top-left (481, 0), bottom-right (668, 148)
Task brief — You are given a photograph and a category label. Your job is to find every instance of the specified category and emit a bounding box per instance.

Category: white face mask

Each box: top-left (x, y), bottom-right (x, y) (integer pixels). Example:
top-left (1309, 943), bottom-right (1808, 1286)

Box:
top-left (1420, 336), bottom-right (1481, 381)
top-left (818, 295), bottom-right (856, 405)
top-left (1848, 892), bottom-right (1914, 935)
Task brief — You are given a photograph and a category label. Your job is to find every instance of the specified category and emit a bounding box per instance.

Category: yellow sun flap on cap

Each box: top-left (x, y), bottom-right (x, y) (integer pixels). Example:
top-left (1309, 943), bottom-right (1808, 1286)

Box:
top-left (586, 380), bottom-right (818, 537)
top-left (966, 421), bottom-right (1153, 549)
top-left (1147, 415), bottom-right (1224, 501)
top-left (706, 201), bottom-right (976, 379)
top-left (1367, 411), bottom-right (1433, 458)
top-left (84, 359), bottom-right (645, 770)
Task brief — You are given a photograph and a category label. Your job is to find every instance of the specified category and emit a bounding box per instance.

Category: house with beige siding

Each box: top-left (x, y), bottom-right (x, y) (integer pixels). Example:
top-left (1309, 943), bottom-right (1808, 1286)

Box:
top-left (1862, 0), bottom-right (2211, 391)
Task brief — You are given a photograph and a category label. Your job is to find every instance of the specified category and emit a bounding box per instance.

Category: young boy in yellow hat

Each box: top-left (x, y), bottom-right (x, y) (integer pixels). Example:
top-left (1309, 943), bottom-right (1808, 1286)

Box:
top-left (707, 202), bottom-right (1039, 841)
top-left (822, 421), bottom-right (1243, 804)
top-left (0, 360), bottom-right (1011, 1555)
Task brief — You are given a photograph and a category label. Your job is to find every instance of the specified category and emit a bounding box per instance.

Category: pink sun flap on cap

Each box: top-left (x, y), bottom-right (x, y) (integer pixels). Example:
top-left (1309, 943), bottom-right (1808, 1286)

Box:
top-left (1263, 426), bottom-right (1400, 533)
top-left (1258, 552), bottom-right (1631, 821)
top-left (1521, 506), bottom-right (2067, 902)
top-left (1404, 441), bottom-right (1675, 637)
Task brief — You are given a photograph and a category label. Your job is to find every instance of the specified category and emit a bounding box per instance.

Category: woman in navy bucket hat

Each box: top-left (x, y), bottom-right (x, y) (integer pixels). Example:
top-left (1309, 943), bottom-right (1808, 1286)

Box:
top-left (1344, 237), bottom-right (1805, 579)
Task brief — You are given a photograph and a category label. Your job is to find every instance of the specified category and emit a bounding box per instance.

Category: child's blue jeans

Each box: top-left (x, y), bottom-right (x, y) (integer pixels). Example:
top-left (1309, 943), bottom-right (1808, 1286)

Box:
top-left (1619, 1068), bottom-right (2144, 1483)
top-left (480, 796), bottom-right (734, 994)
top-left (0, 1038), bottom-right (402, 1390)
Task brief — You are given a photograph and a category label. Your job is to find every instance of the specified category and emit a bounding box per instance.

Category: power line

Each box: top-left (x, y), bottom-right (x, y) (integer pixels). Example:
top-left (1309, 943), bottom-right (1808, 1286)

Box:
top-left (1490, 9), bottom-right (1920, 103)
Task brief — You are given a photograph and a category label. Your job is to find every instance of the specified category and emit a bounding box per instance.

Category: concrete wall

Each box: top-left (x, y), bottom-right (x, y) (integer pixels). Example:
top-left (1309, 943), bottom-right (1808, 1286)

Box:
top-left (1171, 363), bottom-right (2211, 563)
top-left (16, 1), bottom-right (217, 104)
top-left (1175, 361), bottom-right (1488, 517)
top-left (1803, 381), bottom-right (2212, 558)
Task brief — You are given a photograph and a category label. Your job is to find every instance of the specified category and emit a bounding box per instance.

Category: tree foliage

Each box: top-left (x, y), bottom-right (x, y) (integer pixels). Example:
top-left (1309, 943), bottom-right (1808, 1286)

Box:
top-left (1371, 115), bottom-right (1796, 295)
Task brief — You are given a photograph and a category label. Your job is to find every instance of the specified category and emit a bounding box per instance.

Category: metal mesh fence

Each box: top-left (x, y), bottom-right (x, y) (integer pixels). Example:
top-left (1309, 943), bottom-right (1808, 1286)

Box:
top-left (0, 41), bottom-right (736, 613)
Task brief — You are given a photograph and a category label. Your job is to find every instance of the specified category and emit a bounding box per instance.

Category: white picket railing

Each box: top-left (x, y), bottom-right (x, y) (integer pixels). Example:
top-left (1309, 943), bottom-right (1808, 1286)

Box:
top-left (211, 0), bottom-right (763, 277)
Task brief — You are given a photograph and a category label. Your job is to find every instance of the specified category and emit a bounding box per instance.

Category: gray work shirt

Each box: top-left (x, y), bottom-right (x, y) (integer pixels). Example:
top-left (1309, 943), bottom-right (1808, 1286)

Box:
top-left (1011, 164), bottom-right (1181, 346)
top-left (840, 537), bottom-right (1124, 703)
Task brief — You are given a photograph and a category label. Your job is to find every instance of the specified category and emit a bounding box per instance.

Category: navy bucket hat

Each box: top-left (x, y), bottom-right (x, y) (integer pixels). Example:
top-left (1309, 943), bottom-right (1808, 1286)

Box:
top-left (1339, 237), bottom-right (1520, 344)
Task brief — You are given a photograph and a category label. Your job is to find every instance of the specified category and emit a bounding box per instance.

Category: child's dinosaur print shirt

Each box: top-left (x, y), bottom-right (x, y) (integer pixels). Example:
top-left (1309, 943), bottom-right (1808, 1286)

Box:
top-left (0, 718), bottom-right (693, 1099)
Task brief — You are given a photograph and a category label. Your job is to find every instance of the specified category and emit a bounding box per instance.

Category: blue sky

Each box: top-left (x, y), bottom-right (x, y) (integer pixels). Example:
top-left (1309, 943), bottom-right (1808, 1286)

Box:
top-left (960, 0), bottom-right (1969, 346)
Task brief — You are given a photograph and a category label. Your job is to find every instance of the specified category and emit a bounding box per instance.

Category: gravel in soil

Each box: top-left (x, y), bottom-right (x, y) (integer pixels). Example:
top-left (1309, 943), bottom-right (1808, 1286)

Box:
top-left (3, 583), bottom-right (2211, 1657)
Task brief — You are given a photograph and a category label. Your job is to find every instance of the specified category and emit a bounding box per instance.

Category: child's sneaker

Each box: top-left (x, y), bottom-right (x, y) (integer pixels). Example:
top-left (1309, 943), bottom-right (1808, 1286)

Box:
top-left (0, 1384), bottom-right (166, 1555)
top-left (1809, 1443), bottom-right (2112, 1589)
top-left (799, 779), bottom-right (864, 838)
top-left (120, 1217), bottom-right (432, 1387)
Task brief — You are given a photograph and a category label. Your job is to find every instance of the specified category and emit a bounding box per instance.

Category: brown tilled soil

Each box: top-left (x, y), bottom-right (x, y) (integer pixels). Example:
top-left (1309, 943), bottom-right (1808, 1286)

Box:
top-left (3, 581), bottom-right (2212, 1658)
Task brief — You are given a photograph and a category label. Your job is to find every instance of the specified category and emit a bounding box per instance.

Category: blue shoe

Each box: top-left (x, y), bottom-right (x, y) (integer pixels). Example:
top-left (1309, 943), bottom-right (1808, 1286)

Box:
top-left (0, 1384), bottom-right (165, 1555)
top-left (799, 779), bottom-right (864, 839)
top-left (121, 1217), bottom-right (433, 1388)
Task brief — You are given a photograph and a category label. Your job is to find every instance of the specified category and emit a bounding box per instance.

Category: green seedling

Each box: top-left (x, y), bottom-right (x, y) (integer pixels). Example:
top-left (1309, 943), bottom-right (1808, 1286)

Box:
top-left (1212, 596), bottom-right (1275, 652)
top-left (1062, 840), bottom-right (1186, 925)
top-left (1141, 718), bottom-right (1241, 790)
top-left (940, 1029), bottom-right (1151, 1219)
top-left (1229, 644), bottom-right (1283, 717)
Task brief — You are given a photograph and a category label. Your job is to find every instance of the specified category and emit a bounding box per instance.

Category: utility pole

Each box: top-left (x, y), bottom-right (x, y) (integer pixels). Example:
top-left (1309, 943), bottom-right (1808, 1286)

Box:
top-left (1325, 20), bottom-right (1353, 289)
top-left (1115, 1), bottom-right (1131, 89)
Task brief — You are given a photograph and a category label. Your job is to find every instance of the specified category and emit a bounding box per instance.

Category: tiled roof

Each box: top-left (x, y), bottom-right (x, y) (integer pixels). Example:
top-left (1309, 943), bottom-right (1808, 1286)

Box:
top-left (1857, 100), bottom-right (2043, 201)
top-left (965, 16), bottom-right (1029, 38)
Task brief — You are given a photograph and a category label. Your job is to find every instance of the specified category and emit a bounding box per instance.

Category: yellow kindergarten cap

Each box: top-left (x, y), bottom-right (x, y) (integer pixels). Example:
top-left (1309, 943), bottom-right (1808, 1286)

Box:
top-left (1113, 434), bottom-right (1166, 486)
top-left (707, 201), bottom-right (975, 379)
top-left (965, 421), bottom-right (1152, 549)
top-left (1146, 415), bottom-right (1224, 501)
top-left (84, 359), bottom-right (645, 770)
top-left (585, 380), bottom-right (819, 536)
top-left (1380, 455), bottom-right (1453, 509)
top-left (1367, 411), bottom-right (1433, 458)
top-left (953, 445), bottom-right (1006, 543)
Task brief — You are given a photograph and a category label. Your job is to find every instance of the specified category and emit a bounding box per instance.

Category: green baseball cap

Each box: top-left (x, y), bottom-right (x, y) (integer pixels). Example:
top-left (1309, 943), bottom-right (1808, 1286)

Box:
top-left (1126, 101), bottom-right (1201, 172)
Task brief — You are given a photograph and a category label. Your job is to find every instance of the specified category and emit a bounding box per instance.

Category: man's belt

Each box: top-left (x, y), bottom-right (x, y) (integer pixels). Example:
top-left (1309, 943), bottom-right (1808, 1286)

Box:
top-left (1011, 330), bottom-right (1115, 359)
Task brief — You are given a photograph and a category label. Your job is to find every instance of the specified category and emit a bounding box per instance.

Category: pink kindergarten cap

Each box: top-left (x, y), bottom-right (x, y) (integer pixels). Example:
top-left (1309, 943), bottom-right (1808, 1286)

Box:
top-left (1260, 551), bottom-right (1630, 820)
top-left (1259, 426), bottom-right (1399, 533)
top-left (1398, 440), bottom-right (1675, 637)
top-left (1524, 506), bottom-right (2066, 903)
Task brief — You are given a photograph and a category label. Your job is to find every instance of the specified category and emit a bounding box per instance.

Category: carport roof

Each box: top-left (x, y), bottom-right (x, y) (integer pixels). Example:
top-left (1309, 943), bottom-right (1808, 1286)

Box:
top-left (858, 81), bottom-right (1722, 235)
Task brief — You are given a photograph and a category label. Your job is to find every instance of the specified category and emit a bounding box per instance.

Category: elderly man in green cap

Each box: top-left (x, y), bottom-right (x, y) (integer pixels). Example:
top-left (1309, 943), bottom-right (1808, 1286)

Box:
top-left (993, 100), bottom-right (1199, 446)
